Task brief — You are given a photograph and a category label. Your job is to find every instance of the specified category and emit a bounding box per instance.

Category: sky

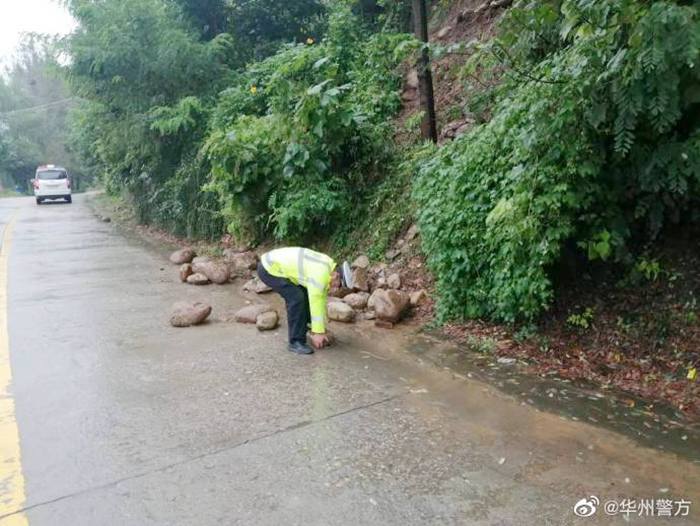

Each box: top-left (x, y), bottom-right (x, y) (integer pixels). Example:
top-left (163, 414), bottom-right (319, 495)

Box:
top-left (0, 0), bottom-right (76, 64)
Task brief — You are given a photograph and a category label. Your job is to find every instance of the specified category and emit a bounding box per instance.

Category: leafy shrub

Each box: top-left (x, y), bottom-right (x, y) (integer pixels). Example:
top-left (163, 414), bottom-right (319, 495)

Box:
top-left (415, 0), bottom-right (700, 323)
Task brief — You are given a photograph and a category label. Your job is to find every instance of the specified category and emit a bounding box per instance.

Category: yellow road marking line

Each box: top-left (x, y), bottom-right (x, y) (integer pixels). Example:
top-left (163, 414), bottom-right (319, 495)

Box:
top-left (0, 209), bottom-right (28, 525)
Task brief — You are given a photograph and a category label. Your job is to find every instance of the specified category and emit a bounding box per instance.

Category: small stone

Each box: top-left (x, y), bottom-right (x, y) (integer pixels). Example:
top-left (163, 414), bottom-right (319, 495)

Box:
top-left (405, 224), bottom-right (420, 240)
top-left (243, 277), bottom-right (272, 294)
top-left (170, 248), bottom-right (197, 265)
top-left (352, 255), bottom-right (370, 269)
top-left (233, 304), bottom-right (274, 324)
top-left (406, 69), bottom-right (419, 89)
top-left (256, 311), bottom-right (279, 331)
top-left (101, 216), bottom-right (111, 223)
top-left (170, 301), bottom-right (212, 327)
top-left (192, 261), bottom-right (230, 284)
top-left (387, 273), bottom-right (401, 290)
top-left (179, 264), bottom-right (193, 283)
top-left (327, 302), bottom-right (356, 323)
top-left (343, 292), bottom-right (370, 310)
top-left (408, 258), bottom-right (422, 269)
top-left (401, 89), bottom-right (418, 102)
top-left (497, 357), bottom-right (516, 365)
top-left (187, 273), bottom-right (210, 285)
top-left (352, 267), bottom-right (370, 292)
top-left (376, 277), bottom-right (387, 289)
top-left (410, 290), bottom-right (427, 307)
top-left (364, 311), bottom-right (376, 320)
top-left (385, 249), bottom-right (399, 261)
top-left (226, 251), bottom-right (258, 271)
top-left (437, 26), bottom-right (452, 39)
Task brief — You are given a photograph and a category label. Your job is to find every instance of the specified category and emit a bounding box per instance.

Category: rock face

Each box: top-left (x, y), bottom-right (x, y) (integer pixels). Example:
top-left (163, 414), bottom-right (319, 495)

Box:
top-left (243, 277), bottom-right (272, 294)
top-left (179, 264), bottom-right (193, 283)
top-left (256, 311), bottom-right (279, 331)
top-left (227, 251), bottom-right (258, 272)
top-left (343, 292), bottom-right (369, 310)
top-left (387, 273), bottom-right (402, 290)
top-left (193, 261), bottom-right (230, 285)
top-left (326, 301), bottom-right (356, 323)
top-left (187, 273), bottom-right (210, 285)
top-left (372, 289), bottom-right (410, 323)
top-left (234, 304), bottom-right (274, 324)
top-left (352, 255), bottom-right (370, 269)
top-left (170, 248), bottom-right (196, 265)
top-left (410, 290), bottom-right (427, 307)
top-left (170, 301), bottom-right (212, 327)
top-left (352, 267), bottom-right (369, 292)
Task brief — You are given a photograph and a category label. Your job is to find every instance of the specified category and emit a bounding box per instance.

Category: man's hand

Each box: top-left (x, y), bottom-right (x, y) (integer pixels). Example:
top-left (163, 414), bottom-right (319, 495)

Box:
top-left (310, 332), bottom-right (327, 349)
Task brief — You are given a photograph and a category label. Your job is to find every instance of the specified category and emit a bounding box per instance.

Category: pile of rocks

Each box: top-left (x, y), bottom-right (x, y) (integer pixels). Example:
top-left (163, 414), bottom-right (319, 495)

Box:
top-left (169, 247), bottom-right (260, 286)
top-left (328, 244), bottom-right (428, 329)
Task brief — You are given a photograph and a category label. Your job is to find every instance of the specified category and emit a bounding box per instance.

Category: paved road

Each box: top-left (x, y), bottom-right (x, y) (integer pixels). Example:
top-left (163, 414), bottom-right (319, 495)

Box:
top-left (0, 194), bottom-right (698, 526)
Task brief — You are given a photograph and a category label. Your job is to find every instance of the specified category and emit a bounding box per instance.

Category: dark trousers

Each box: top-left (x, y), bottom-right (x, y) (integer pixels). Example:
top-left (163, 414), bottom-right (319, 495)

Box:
top-left (257, 262), bottom-right (310, 344)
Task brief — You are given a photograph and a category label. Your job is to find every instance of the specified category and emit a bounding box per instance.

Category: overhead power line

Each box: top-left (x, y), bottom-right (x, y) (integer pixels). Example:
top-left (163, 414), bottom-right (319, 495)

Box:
top-left (0, 97), bottom-right (77, 117)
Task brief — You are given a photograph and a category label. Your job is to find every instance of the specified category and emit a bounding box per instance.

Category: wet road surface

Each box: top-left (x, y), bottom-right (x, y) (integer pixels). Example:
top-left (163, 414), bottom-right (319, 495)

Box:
top-left (0, 194), bottom-right (698, 525)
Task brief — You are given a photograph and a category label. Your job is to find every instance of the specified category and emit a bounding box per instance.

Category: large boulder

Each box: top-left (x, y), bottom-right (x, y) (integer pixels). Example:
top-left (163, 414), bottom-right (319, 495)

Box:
top-left (352, 267), bottom-right (369, 292)
top-left (352, 255), bottom-right (370, 269)
top-left (233, 304), bottom-right (274, 324)
top-left (372, 289), bottom-right (410, 323)
top-left (170, 248), bottom-right (196, 265)
top-left (343, 292), bottom-right (369, 310)
top-left (243, 277), bottom-right (272, 294)
top-left (256, 311), bottom-right (279, 331)
top-left (187, 273), bottom-right (210, 285)
top-left (193, 261), bottom-right (230, 285)
top-left (179, 263), bottom-right (193, 283)
top-left (170, 301), bottom-right (212, 327)
top-left (326, 302), bottom-right (356, 323)
top-left (227, 251), bottom-right (258, 272)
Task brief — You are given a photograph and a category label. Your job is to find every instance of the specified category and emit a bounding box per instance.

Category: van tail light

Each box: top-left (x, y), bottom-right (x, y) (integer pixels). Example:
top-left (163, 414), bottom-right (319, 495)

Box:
top-left (66, 178), bottom-right (72, 189)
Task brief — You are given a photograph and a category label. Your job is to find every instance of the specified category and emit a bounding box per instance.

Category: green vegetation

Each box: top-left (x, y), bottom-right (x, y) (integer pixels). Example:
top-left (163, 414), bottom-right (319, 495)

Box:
top-left (415, 0), bottom-right (700, 323)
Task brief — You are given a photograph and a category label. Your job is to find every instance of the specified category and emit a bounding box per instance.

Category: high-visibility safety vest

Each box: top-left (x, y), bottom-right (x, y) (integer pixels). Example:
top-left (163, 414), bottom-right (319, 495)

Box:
top-left (261, 247), bottom-right (336, 334)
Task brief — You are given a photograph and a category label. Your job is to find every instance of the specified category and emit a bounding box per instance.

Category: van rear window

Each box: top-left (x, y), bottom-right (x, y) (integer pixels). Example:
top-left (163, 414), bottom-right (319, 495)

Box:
top-left (37, 170), bottom-right (67, 180)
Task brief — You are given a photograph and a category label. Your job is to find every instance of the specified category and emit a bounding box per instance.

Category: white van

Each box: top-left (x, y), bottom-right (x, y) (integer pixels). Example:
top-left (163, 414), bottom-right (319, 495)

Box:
top-left (34, 165), bottom-right (72, 204)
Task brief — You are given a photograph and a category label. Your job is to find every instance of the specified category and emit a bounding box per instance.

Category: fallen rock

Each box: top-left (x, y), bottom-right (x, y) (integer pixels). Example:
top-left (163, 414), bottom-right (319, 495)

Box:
top-left (406, 69), bottom-right (419, 89)
top-left (179, 264), bottom-right (193, 283)
top-left (376, 277), bottom-right (388, 289)
top-left (227, 251), bottom-right (258, 271)
top-left (192, 256), bottom-right (211, 265)
top-left (343, 292), bottom-right (370, 310)
top-left (372, 289), bottom-right (410, 323)
top-left (327, 302), bottom-right (356, 323)
top-left (256, 311), bottom-right (279, 331)
top-left (387, 273), bottom-right (402, 290)
top-left (243, 277), bottom-right (272, 294)
top-left (223, 244), bottom-right (252, 256)
top-left (410, 290), bottom-right (427, 307)
top-left (352, 267), bottom-right (369, 292)
top-left (405, 223), bottom-right (420, 241)
top-left (101, 216), bottom-right (111, 223)
top-left (401, 89), bottom-right (418, 102)
top-left (385, 249), bottom-right (400, 261)
top-left (234, 304), bottom-right (274, 324)
top-left (364, 311), bottom-right (376, 320)
top-left (436, 25), bottom-right (452, 39)
top-left (193, 261), bottom-right (230, 284)
top-left (408, 258), bottom-right (422, 269)
top-left (352, 255), bottom-right (370, 269)
top-left (170, 301), bottom-right (212, 327)
top-left (170, 248), bottom-right (197, 265)
top-left (187, 273), bottom-right (210, 285)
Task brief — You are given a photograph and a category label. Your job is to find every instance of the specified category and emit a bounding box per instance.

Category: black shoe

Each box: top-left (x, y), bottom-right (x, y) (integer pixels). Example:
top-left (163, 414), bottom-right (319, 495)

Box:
top-left (288, 341), bottom-right (314, 355)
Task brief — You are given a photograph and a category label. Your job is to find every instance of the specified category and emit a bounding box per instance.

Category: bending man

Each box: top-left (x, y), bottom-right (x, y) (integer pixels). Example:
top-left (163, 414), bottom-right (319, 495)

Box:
top-left (257, 247), bottom-right (353, 355)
